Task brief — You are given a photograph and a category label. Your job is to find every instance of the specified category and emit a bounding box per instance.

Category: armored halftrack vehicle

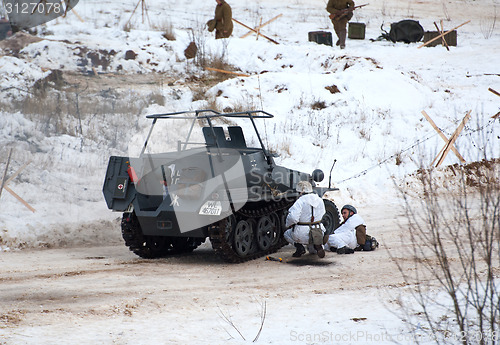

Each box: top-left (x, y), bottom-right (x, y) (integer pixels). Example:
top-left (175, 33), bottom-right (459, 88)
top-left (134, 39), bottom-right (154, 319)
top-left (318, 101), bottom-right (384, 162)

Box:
top-left (103, 110), bottom-right (341, 262)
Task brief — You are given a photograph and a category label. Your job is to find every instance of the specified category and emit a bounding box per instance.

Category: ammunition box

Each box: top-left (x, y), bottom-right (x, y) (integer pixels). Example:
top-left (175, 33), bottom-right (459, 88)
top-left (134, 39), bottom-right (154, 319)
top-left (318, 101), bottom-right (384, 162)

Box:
top-left (348, 22), bottom-right (366, 39)
top-left (423, 30), bottom-right (457, 47)
top-left (308, 31), bottom-right (333, 46)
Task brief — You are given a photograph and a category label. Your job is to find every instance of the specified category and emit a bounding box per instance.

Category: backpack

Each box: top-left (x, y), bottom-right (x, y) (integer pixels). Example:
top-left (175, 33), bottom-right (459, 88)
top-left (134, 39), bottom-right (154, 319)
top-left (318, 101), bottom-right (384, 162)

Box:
top-left (363, 235), bottom-right (379, 251)
top-left (381, 19), bottom-right (424, 43)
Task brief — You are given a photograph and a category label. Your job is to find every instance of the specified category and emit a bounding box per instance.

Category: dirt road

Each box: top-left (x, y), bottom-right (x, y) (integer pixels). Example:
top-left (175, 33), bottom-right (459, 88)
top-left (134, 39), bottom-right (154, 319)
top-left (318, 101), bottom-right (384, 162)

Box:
top-left (0, 204), bottom-right (415, 344)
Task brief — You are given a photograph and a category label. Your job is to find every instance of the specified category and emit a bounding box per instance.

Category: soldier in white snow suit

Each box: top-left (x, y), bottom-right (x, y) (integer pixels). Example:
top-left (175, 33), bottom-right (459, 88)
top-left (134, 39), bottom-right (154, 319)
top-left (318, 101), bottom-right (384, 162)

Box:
top-left (284, 181), bottom-right (326, 258)
top-left (324, 204), bottom-right (365, 254)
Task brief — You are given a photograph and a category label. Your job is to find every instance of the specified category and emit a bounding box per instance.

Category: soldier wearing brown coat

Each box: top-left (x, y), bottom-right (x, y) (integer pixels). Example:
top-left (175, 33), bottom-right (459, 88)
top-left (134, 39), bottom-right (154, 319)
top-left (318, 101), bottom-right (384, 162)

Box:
top-left (208, 0), bottom-right (233, 39)
top-left (327, 0), bottom-right (355, 49)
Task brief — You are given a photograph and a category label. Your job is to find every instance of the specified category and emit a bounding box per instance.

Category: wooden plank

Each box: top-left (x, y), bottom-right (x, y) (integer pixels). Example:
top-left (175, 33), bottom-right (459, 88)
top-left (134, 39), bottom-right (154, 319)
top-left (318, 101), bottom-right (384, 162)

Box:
top-left (440, 20), bottom-right (450, 50)
top-left (125, 0), bottom-right (142, 26)
top-left (431, 147), bottom-right (446, 166)
top-left (434, 21), bottom-right (449, 51)
top-left (3, 185), bottom-right (36, 213)
top-left (3, 161), bottom-right (31, 186)
top-left (489, 87), bottom-right (500, 98)
top-left (418, 20), bottom-right (470, 48)
top-left (436, 110), bottom-right (472, 167)
top-left (71, 8), bottom-right (85, 23)
top-left (0, 148), bottom-right (13, 200)
top-left (205, 67), bottom-right (250, 77)
top-left (240, 14), bottom-right (282, 39)
top-left (233, 18), bottom-right (279, 44)
top-left (256, 17), bottom-right (262, 41)
top-left (421, 111), bottom-right (465, 163)
top-left (487, 89), bottom-right (499, 119)
top-left (431, 145), bottom-right (446, 167)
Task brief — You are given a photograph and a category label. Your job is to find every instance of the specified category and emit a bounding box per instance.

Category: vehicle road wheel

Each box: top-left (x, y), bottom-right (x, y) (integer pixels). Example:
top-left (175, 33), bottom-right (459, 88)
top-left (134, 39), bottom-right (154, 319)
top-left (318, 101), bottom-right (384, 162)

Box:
top-left (256, 214), bottom-right (279, 250)
top-left (322, 199), bottom-right (341, 236)
top-left (233, 219), bottom-right (254, 257)
top-left (122, 212), bottom-right (172, 258)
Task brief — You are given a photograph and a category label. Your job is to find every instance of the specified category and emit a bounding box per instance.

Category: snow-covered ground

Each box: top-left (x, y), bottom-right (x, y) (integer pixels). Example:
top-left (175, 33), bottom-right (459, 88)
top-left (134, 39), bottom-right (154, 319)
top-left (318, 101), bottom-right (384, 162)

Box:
top-left (0, 0), bottom-right (498, 248)
top-left (0, 0), bottom-right (499, 343)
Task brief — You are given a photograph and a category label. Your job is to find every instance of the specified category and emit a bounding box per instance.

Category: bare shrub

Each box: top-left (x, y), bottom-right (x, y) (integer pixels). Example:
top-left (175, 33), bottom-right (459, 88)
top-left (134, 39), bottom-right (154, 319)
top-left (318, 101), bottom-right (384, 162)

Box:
top-left (205, 52), bottom-right (230, 70)
top-left (187, 21), bottom-right (209, 68)
top-left (146, 90), bottom-right (165, 106)
top-left (187, 19), bottom-right (234, 72)
top-left (406, 0), bottom-right (414, 19)
top-left (153, 19), bottom-right (176, 41)
top-left (122, 21), bottom-right (133, 33)
top-left (190, 84), bottom-right (207, 102)
top-left (217, 299), bottom-right (267, 342)
top-left (441, 0), bottom-right (451, 21)
top-left (221, 96), bottom-right (259, 113)
top-left (395, 151), bottom-right (403, 165)
top-left (3, 84), bottom-right (152, 138)
top-left (480, 7), bottom-right (497, 39)
top-left (381, 1), bottom-right (391, 18)
top-left (311, 100), bottom-right (327, 110)
top-left (204, 95), bottom-right (250, 114)
top-left (358, 127), bottom-right (370, 140)
top-left (394, 158), bottom-right (500, 344)
top-left (269, 139), bottom-right (292, 158)
top-left (205, 97), bottom-right (221, 113)
top-left (186, 66), bottom-right (238, 104)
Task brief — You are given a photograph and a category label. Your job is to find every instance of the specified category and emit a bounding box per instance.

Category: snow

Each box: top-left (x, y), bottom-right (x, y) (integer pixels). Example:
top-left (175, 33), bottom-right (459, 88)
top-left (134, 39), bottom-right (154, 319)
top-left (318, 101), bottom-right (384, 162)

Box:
top-left (0, 0), bottom-right (499, 343)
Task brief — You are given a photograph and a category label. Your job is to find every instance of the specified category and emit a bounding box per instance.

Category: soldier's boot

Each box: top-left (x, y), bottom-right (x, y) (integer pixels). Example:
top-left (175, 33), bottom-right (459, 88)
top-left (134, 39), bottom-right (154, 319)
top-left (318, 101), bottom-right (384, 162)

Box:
top-left (339, 29), bottom-right (347, 49)
top-left (292, 243), bottom-right (306, 257)
top-left (314, 245), bottom-right (325, 258)
top-left (334, 28), bottom-right (341, 46)
top-left (337, 246), bottom-right (354, 254)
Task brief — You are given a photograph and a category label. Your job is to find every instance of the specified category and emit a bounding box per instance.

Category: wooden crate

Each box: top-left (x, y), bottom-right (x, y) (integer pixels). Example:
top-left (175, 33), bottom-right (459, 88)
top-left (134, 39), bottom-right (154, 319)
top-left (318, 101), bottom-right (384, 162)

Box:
top-left (308, 31), bottom-right (333, 46)
top-left (423, 30), bottom-right (457, 47)
top-left (348, 22), bottom-right (366, 39)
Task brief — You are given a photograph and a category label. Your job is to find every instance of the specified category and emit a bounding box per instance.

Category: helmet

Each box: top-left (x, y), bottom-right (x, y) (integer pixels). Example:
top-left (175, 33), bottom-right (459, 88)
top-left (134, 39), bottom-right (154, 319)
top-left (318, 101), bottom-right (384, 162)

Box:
top-left (297, 181), bottom-right (313, 193)
top-left (341, 204), bottom-right (357, 214)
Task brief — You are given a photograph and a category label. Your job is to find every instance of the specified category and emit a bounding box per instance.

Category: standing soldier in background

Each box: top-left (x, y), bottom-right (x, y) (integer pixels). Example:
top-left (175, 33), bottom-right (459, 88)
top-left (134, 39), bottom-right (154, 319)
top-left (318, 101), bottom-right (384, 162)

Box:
top-left (0, 17), bottom-right (13, 41)
top-left (207, 0), bottom-right (233, 39)
top-left (327, 0), bottom-right (355, 49)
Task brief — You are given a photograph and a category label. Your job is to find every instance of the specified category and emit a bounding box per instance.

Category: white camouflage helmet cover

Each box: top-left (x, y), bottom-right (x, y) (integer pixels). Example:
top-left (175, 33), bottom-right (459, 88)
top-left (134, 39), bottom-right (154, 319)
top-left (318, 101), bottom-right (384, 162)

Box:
top-left (297, 181), bottom-right (313, 193)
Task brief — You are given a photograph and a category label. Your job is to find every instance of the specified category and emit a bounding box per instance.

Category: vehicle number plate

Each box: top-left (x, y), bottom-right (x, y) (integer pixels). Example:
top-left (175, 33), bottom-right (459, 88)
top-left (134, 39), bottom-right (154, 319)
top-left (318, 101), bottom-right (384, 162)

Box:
top-left (199, 200), bottom-right (222, 216)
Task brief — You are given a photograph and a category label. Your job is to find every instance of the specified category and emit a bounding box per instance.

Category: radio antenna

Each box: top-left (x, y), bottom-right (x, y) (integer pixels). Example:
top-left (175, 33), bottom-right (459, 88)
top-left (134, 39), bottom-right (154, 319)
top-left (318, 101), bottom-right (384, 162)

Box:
top-left (328, 159), bottom-right (337, 188)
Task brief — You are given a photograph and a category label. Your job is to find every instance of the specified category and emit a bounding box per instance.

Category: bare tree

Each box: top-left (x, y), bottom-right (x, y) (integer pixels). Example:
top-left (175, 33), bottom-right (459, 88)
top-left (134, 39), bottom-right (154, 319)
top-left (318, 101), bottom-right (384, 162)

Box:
top-left (216, 299), bottom-right (267, 342)
top-left (393, 157), bottom-right (500, 345)
top-left (480, 6), bottom-right (497, 39)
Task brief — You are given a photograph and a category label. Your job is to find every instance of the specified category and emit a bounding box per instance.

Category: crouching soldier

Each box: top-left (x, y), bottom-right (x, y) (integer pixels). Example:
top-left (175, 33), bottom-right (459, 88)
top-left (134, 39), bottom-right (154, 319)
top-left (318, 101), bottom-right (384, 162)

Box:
top-left (284, 181), bottom-right (326, 258)
top-left (324, 204), bottom-right (363, 254)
